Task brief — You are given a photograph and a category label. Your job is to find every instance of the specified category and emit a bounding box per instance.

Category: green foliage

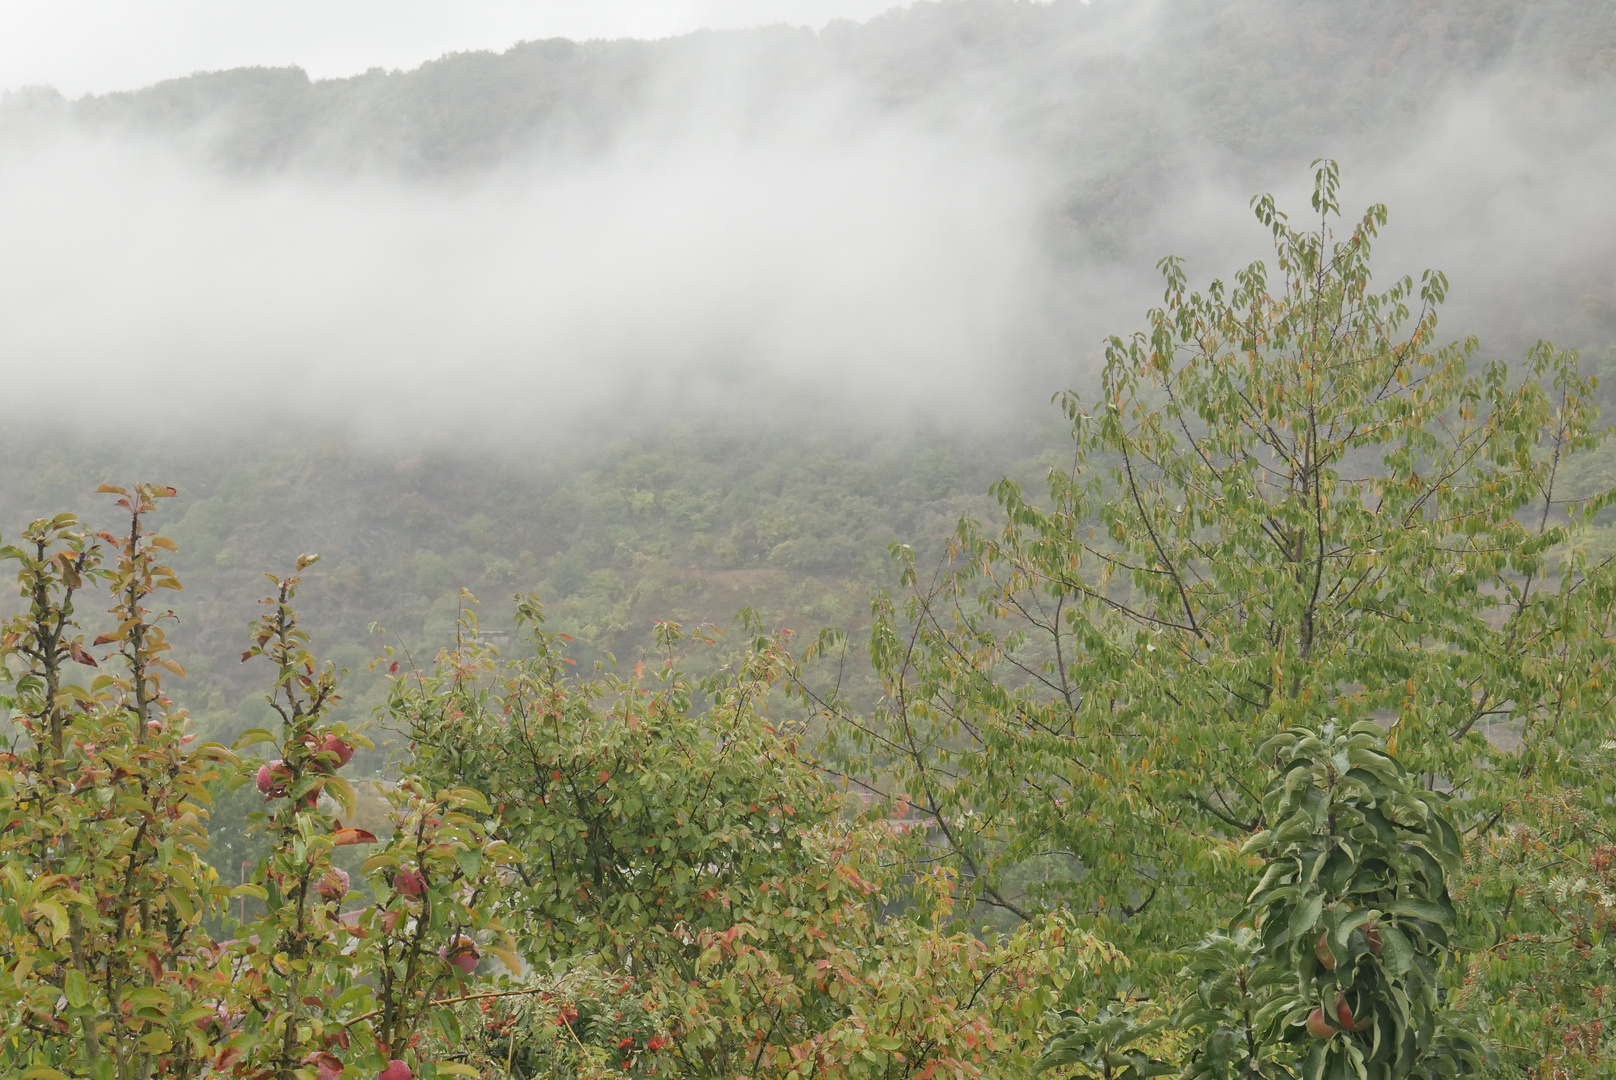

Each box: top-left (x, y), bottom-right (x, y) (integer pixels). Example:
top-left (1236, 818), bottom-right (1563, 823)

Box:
top-left (0, 488), bottom-right (239, 1079)
top-left (1184, 722), bottom-right (1483, 1079)
top-left (1450, 785), bottom-right (1616, 1075)
top-left (220, 563), bottom-right (518, 1079)
top-left (393, 598), bottom-right (1119, 1080)
top-left (849, 159), bottom-right (1616, 963)
top-left (1178, 930), bottom-right (1292, 1080)
top-left (0, 493), bottom-right (523, 1080)
top-left (830, 161), bottom-right (1616, 1073)
top-left (1034, 1005), bottom-right (1174, 1080)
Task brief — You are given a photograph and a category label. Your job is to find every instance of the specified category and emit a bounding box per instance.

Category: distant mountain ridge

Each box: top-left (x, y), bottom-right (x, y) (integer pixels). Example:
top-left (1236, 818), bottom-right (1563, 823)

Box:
top-left (5, 0), bottom-right (1612, 184)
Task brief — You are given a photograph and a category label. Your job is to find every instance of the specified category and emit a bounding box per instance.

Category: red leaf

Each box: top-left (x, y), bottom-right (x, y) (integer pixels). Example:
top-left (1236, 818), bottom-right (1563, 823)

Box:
top-left (69, 642), bottom-right (98, 667)
top-left (332, 828), bottom-right (378, 846)
top-left (93, 632), bottom-right (120, 646)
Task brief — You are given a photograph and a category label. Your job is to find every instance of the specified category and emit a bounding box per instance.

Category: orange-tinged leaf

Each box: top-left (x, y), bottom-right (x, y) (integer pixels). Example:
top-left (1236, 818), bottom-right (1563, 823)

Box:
top-left (69, 642), bottom-right (97, 667)
top-left (332, 828), bottom-right (378, 846)
top-left (487, 945), bottom-right (524, 974)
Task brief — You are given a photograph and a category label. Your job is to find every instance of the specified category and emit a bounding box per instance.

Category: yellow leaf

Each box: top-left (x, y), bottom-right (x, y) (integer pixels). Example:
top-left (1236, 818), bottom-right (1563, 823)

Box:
top-left (487, 946), bottom-right (524, 975)
top-left (32, 900), bottom-right (70, 942)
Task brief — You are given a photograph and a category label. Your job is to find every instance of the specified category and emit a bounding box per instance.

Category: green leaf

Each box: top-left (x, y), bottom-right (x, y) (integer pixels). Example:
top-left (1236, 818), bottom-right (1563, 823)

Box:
top-left (1384, 898), bottom-right (1452, 929)
top-left (1375, 922), bottom-right (1414, 977)
top-left (1287, 892), bottom-right (1323, 945)
top-left (64, 968), bottom-right (89, 1008)
top-left (1332, 908), bottom-right (1381, 952)
top-left (324, 773), bottom-right (357, 819)
top-left (444, 787), bottom-right (490, 814)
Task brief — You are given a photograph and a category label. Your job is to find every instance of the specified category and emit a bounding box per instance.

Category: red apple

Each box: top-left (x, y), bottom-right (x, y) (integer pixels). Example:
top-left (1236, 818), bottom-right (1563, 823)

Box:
top-left (1336, 995), bottom-right (1369, 1033)
top-left (378, 1060), bottom-right (411, 1080)
top-left (1365, 924), bottom-right (1383, 956)
top-left (194, 1004), bottom-right (230, 1034)
top-left (256, 760), bottom-right (291, 798)
top-left (305, 732), bottom-right (355, 770)
top-left (1305, 1007), bottom-right (1335, 1039)
top-left (316, 867), bottom-right (350, 902)
top-left (321, 734), bottom-right (355, 767)
top-left (393, 869), bottom-right (424, 897)
top-left (1314, 932), bottom-right (1336, 970)
top-left (440, 934), bottom-right (479, 975)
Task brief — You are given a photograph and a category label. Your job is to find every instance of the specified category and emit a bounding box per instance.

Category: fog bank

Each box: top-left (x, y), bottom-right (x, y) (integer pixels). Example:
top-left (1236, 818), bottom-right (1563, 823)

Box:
top-left (0, 0), bottom-right (1613, 449)
top-left (0, 119), bottom-right (1062, 441)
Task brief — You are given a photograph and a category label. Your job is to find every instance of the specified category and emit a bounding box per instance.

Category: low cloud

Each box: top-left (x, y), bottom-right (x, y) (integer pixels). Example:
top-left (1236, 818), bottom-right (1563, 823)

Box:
top-left (0, 109), bottom-right (1063, 443)
top-left (0, 6), bottom-right (1611, 454)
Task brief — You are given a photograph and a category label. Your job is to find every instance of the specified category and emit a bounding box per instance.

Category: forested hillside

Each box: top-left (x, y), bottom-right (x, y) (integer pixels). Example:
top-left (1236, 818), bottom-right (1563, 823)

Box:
top-left (0, 0), bottom-right (1610, 739)
top-left (0, 420), bottom-right (1043, 750)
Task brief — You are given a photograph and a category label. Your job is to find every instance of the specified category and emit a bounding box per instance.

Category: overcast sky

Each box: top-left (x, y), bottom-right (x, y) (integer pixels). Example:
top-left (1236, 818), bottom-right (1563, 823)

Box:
top-left (0, 0), bottom-right (911, 97)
